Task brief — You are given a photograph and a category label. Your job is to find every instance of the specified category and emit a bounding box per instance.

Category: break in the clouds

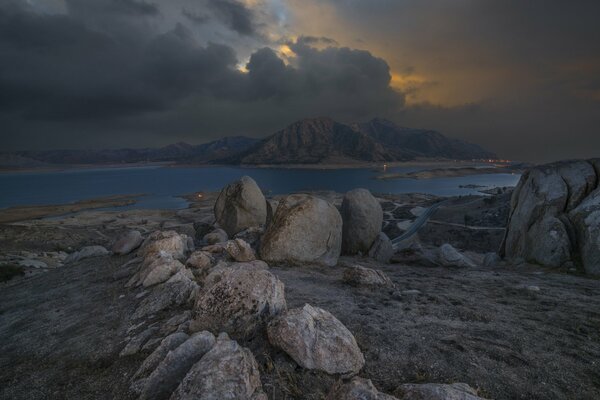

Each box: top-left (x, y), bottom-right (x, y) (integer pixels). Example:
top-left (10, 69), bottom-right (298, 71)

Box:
top-left (1, 0), bottom-right (599, 162)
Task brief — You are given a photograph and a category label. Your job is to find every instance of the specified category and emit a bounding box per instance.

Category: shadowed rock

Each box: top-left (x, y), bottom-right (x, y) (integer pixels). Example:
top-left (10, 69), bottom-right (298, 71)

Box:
top-left (112, 230), bottom-right (143, 255)
top-left (203, 228), bottom-right (228, 245)
top-left (327, 377), bottom-right (398, 399)
top-left (438, 243), bottom-right (475, 267)
top-left (368, 232), bottom-right (394, 263)
top-left (214, 176), bottom-right (267, 237)
top-left (341, 188), bottom-right (383, 255)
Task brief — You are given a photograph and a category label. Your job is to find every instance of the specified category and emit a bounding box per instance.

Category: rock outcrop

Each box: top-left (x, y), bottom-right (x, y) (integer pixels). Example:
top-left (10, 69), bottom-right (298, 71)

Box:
top-left (500, 159), bottom-right (600, 275)
top-left (214, 176), bottom-right (267, 237)
top-left (190, 263), bottom-right (286, 337)
top-left (341, 189), bottom-right (383, 254)
top-left (260, 195), bottom-right (342, 266)
top-left (267, 304), bottom-right (365, 375)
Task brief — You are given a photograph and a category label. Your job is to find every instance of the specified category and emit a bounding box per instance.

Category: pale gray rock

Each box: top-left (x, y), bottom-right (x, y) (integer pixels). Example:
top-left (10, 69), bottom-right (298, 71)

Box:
top-left (395, 382), bottom-right (486, 400)
top-left (65, 245), bottom-right (109, 263)
top-left (142, 256), bottom-right (187, 288)
top-left (140, 231), bottom-right (192, 261)
top-left (190, 263), bottom-right (286, 337)
top-left (133, 279), bottom-right (197, 320)
top-left (342, 265), bottom-right (394, 288)
top-left (341, 189), bottom-right (383, 255)
top-left (327, 377), bottom-right (398, 400)
top-left (224, 239), bottom-right (257, 262)
top-left (132, 332), bottom-right (189, 382)
top-left (139, 331), bottom-right (216, 400)
top-left (267, 304), bottom-right (365, 375)
top-left (170, 333), bottom-right (267, 400)
top-left (214, 176), bottom-right (267, 237)
top-left (438, 244), bottom-right (475, 267)
top-left (203, 228), bottom-right (228, 245)
top-left (112, 230), bottom-right (143, 255)
top-left (368, 232), bottom-right (394, 263)
top-left (260, 194), bottom-right (342, 267)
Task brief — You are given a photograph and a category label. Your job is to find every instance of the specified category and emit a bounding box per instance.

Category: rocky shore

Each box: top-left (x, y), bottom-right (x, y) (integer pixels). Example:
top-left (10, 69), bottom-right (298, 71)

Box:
top-left (1, 161), bottom-right (600, 399)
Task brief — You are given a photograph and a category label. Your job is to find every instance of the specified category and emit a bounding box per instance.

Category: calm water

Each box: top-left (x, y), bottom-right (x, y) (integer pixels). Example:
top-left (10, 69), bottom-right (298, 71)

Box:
top-left (0, 165), bottom-right (521, 210)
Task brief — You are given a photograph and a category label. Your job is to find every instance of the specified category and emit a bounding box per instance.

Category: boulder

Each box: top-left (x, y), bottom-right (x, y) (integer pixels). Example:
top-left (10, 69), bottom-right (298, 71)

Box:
top-left (233, 226), bottom-right (264, 247)
top-left (190, 263), bottom-right (286, 337)
top-left (500, 159), bottom-right (600, 274)
top-left (368, 232), bottom-right (394, 263)
top-left (140, 231), bottom-right (192, 261)
top-left (341, 189), bottom-right (383, 254)
top-left (120, 326), bottom-right (159, 357)
top-left (139, 331), bottom-right (216, 400)
top-left (267, 304), bottom-right (365, 375)
top-left (214, 176), bottom-right (267, 237)
top-left (170, 333), bottom-right (267, 400)
top-left (438, 244), bottom-right (475, 267)
top-left (224, 239), bottom-right (256, 262)
top-left (260, 195), bottom-right (342, 267)
top-left (203, 229), bottom-right (228, 245)
top-left (342, 265), bottom-right (394, 288)
top-left (141, 255), bottom-right (187, 287)
top-left (395, 382), bottom-right (486, 400)
top-left (133, 279), bottom-right (197, 320)
top-left (193, 222), bottom-right (214, 241)
top-left (65, 245), bottom-right (109, 263)
top-left (327, 377), bottom-right (398, 400)
top-left (112, 230), bottom-right (143, 255)
top-left (132, 332), bottom-right (189, 382)
top-left (185, 251), bottom-right (214, 270)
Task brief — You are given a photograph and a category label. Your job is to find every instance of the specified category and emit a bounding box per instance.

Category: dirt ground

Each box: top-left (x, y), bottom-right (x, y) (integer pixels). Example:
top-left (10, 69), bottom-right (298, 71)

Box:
top-left (1, 191), bottom-right (600, 399)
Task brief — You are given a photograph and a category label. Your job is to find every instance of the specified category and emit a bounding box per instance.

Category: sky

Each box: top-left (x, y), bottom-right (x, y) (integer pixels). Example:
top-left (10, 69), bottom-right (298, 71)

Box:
top-left (1, 0), bottom-right (599, 162)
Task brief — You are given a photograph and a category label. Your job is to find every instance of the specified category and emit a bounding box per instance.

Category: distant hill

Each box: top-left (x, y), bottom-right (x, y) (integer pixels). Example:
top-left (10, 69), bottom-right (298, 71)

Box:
top-left (2, 117), bottom-right (496, 168)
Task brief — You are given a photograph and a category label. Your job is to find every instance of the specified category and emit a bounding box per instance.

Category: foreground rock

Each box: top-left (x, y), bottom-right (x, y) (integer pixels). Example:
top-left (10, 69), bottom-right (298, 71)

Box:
top-left (65, 245), bottom-right (109, 263)
top-left (214, 176), bottom-right (267, 237)
top-left (190, 263), bottom-right (286, 337)
top-left (112, 230), bottom-right (143, 255)
top-left (260, 194), bottom-right (342, 266)
top-left (139, 231), bottom-right (193, 261)
top-left (342, 265), bottom-right (394, 288)
top-left (438, 243), bottom-right (475, 267)
top-left (368, 232), bottom-right (394, 263)
top-left (327, 377), bottom-right (398, 400)
top-left (170, 333), bottom-right (267, 400)
top-left (395, 382), bottom-right (486, 400)
top-left (133, 279), bottom-right (197, 320)
top-left (203, 228), bottom-right (228, 245)
top-left (341, 189), bottom-right (383, 254)
top-left (224, 239), bottom-right (256, 262)
top-left (267, 304), bottom-right (365, 375)
top-left (500, 159), bottom-right (600, 275)
top-left (132, 332), bottom-right (189, 383)
top-left (139, 331), bottom-right (216, 400)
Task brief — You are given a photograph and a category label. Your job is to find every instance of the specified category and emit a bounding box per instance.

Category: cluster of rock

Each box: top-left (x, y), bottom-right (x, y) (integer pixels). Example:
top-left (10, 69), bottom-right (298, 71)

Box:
top-left (500, 159), bottom-right (600, 275)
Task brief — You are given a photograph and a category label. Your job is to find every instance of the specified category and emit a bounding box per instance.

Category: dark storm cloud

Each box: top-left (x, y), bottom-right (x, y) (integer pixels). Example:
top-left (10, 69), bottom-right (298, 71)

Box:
top-left (0, 1), bottom-right (402, 150)
top-left (206, 0), bottom-right (256, 37)
top-left (181, 8), bottom-right (209, 25)
top-left (65, 0), bottom-right (159, 17)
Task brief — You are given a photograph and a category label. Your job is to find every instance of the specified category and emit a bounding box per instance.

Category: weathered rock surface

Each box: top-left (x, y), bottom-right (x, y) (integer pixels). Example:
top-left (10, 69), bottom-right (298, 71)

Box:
top-left (185, 251), bottom-right (213, 270)
top-left (170, 333), bottom-right (267, 400)
top-left (190, 263), bottom-right (286, 336)
top-left (342, 265), bottom-right (394, 288)
top-left (203, 228), bottom-right (228, 245)
top-left (395, 382), bottom-right (486, 400)
top-left (267, 304), bottom-right (365, 375)
top-left (141, 255), bottom-right (187, 287)
top-left (438, 243), bottom-right (475, 267)
top-left (65, 245), bottom-right (109, 263)
top-left (140, 231), bottom-right (192, 261)
top-left (214, 176), bottom-right (267, 237)
top-left (112, 230), bottom-right (143, 255)
top-left (133, 279), bottom-right (197, 320)
top-left (139, 331), bottom-right (216, 400)
top-left (368, 232), bottom-right (394, 263)
top-left (501, 159), bottom-right (600, 274)
top-left (327, 377), bottom-right (398, 400)
top-left (224, 239), bottom-right (256, 262)
top-left (260, 195), bottom-right (342, 266)
top-left (341, 189), bottom-right (383, 254)
top-left (132, 332), bottom-right (189, 382)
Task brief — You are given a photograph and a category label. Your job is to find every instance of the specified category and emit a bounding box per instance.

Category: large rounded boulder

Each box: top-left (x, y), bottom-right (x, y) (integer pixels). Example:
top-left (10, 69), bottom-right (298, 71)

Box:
top-left (214, 176), bottom-right (267, 237)
top-left (341, 189), bottom-right (383, 255)
top-left (259, 194), bottom-right (342, 267)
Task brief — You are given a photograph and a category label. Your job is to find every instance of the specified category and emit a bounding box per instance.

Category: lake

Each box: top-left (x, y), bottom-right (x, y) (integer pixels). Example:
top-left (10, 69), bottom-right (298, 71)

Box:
top-left (0, 165), bottom-right (521, 210)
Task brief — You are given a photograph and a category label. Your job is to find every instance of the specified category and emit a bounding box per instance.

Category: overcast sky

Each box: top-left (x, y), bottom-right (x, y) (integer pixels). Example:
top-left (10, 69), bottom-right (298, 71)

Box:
top-left (1, 0), bottom-right (599, 162)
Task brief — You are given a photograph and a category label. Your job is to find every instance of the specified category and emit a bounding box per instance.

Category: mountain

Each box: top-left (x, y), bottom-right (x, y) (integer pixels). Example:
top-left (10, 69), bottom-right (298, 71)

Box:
top-left (352, 118), bottom-right (496, 160)
top-left (228, 117), bottom-right (394, 165)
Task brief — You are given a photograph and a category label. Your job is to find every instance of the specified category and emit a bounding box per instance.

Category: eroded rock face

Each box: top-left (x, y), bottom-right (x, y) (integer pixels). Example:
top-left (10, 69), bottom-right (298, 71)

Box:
top-left (342, 265), bottom-right (394, 288)
top-left (112, 230), bottom-right (143, 255)
top-left (501, 159), bottom-right (600, 274)
top-left (327, 377), bottom-right (398, 400)
top-left (214, 176), bottom-right (267, 237)
top-left (190, 263), bottom-right (286, 337)
top-left (438, 244), bottom-right (475, 267)
top-left (395, 382), bottom-right (486, 400)
top-left (170, 333), bottom-right (267, 400)
top-left (260, 195), bottom-right (342, 267)
top-left (267, 304), bottom-right (365, 375)
top-left (341, 189), bottom-right (383, 254)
